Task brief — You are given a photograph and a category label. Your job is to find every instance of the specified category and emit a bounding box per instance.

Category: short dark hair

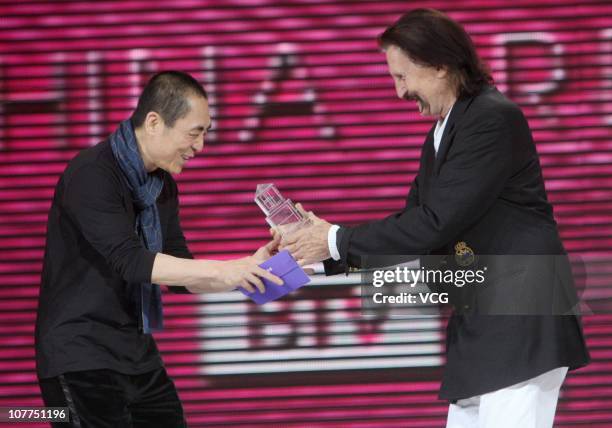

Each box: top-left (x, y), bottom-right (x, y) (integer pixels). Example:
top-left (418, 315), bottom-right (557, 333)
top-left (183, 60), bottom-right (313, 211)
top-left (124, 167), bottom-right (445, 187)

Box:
top-left (378, 8), bottom-right (493, 97)
top-left (131, 71), bottom-right (208, 128)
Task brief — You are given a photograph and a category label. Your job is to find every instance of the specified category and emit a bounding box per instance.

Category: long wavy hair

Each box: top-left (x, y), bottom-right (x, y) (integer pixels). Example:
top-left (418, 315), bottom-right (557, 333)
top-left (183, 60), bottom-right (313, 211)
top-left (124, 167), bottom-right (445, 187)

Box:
top-left (378, 9), bottom-right (493, 97)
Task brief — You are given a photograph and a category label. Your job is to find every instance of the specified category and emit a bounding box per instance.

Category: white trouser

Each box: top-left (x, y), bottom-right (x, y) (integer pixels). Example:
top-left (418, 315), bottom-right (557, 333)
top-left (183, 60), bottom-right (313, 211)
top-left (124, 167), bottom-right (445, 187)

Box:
top-left (446, 366), bottom-right (568, 428)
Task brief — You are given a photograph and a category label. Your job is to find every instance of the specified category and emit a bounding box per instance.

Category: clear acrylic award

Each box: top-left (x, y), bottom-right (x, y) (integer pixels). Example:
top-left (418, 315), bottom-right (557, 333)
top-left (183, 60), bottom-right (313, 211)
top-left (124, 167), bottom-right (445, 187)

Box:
top-left (254, 183), bottom-right (310, 236)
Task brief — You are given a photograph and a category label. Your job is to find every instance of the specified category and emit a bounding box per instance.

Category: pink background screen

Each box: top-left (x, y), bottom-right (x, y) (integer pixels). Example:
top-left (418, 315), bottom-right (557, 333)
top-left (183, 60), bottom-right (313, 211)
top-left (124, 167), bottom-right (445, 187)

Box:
top-left (0, 1), bottom-right (611, 426)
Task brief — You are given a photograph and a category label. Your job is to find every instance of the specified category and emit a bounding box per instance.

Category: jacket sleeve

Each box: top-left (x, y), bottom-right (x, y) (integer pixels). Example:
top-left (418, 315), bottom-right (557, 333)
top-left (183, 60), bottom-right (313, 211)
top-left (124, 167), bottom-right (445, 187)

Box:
top-left (163, 179), bottom-right (193, 294)
top-left (338, 107), bottom-right (517, 264)
top-left (62, 164), bottom-right (156, 284)
top-left (324, 148), bottom-right (422, 275)
top-left (163, 178), bottom-right (193, 260)
top-left (323, 227), bottom-right (365, 275)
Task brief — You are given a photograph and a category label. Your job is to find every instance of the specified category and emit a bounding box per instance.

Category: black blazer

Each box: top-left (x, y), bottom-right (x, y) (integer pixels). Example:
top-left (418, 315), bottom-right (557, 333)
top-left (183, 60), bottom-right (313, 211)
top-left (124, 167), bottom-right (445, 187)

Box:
top-left (325, 86), bottom-right (589, 400)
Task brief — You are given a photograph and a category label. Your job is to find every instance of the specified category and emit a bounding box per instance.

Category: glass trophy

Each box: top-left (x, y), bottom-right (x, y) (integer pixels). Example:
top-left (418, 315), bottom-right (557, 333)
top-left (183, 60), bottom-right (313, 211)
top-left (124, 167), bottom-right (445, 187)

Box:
top-left (254, 183), bottom-right (310, 236)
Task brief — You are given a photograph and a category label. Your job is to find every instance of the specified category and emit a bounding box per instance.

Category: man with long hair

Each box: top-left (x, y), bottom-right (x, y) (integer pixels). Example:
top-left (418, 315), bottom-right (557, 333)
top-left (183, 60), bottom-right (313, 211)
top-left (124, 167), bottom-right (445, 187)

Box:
top-left (280, 9), bottom-right (589, 427)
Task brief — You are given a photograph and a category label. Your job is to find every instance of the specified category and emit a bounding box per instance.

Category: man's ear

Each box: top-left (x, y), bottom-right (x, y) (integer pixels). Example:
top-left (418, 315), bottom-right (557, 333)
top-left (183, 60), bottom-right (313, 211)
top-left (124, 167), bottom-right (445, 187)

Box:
top-left (436, 65), bottom-right (449, 79)
top-left (144, 111), bottom-right (163, 135)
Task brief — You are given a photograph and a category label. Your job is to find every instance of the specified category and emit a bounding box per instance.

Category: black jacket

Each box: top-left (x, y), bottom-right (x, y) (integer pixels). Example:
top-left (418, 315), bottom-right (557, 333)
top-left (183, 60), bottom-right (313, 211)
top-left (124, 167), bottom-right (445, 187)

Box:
top-left (36, 140), bottom-right (192, 379)
top-left (325, 86), bottom-right (590, 400)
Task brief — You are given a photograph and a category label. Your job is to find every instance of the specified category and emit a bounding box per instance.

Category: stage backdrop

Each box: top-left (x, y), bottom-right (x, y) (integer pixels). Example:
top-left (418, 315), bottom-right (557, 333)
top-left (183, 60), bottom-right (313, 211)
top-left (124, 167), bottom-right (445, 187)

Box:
top-left (0, 0), bottom-right (611, 426)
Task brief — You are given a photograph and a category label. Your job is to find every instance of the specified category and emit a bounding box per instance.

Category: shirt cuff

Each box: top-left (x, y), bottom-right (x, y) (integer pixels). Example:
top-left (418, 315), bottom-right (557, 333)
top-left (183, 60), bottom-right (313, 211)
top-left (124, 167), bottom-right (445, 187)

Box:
top-left (327, 224), bottom-right (341, 261)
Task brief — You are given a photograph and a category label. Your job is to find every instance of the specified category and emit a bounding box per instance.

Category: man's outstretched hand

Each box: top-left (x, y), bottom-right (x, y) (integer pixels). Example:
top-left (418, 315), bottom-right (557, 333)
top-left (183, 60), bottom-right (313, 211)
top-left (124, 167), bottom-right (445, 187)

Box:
top-left (252, 232), bottom-right (281, 263)
top-left (277, 203), bottom-right (332, 266)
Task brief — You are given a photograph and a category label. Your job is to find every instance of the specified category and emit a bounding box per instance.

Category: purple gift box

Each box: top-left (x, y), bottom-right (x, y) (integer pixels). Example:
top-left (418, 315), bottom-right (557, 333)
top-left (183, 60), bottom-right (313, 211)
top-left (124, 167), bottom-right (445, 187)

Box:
top-left (239, 250), bottom-right (310, 304)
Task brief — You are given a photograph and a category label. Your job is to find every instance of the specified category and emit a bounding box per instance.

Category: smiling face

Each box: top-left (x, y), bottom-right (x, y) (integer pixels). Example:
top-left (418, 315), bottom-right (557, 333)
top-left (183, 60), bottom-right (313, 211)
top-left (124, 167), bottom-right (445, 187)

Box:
top-left (384, 45), bottom-right (456, 119)
top-left (138, 93), bottom-right (211, 174)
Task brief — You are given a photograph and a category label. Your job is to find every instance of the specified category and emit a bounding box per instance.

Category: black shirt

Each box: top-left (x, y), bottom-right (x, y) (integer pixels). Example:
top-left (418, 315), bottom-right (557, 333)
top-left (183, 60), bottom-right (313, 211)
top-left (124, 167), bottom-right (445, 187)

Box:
top-left (35, 140), bottom-right (192, 379)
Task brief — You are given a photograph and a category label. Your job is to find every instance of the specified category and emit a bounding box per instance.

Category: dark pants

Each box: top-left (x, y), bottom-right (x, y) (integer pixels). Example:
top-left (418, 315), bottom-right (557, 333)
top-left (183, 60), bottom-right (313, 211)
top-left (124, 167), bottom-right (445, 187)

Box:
top-left (39, 367), bottom-right (186, 428)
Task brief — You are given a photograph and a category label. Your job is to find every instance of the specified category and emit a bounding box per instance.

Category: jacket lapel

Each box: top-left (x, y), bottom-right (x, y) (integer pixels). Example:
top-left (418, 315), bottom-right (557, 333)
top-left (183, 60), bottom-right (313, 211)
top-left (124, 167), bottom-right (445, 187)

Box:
top-left (415, 125), bottom-right (436, 205)
top-left (433, 93), bottom-right (478, 176)
top-left (423, 125), bottom-right (436, 178)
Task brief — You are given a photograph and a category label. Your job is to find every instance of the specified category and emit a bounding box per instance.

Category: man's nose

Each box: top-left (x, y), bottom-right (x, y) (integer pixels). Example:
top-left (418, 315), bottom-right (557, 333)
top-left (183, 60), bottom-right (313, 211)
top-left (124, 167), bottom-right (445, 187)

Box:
top-left (395, 81), bottom-right (406, 99)
top-left (193, 137), bottom-right (205, 153)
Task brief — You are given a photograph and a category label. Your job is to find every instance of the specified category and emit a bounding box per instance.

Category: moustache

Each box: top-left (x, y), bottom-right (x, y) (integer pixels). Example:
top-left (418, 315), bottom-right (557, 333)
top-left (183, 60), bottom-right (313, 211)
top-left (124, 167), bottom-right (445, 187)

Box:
top-left (403, 92), bottom-right (422, 103)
